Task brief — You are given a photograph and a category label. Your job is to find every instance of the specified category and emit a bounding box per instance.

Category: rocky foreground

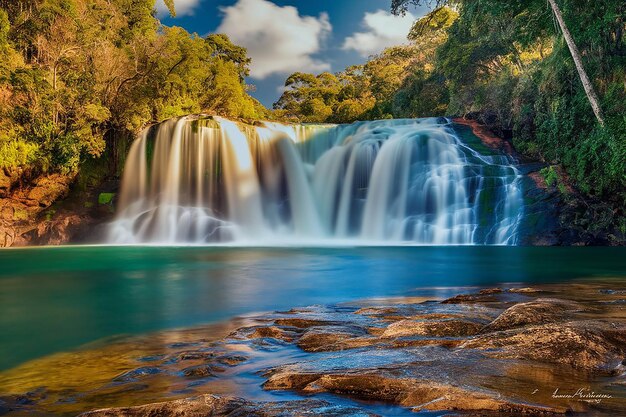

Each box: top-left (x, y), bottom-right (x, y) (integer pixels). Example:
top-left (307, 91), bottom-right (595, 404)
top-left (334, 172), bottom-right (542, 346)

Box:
top-left (2, 283), bottom-right (625, 416)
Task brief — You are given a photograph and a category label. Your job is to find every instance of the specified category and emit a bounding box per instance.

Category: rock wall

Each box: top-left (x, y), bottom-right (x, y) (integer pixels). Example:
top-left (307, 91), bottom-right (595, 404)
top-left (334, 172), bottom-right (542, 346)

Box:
top-left (0, 169), bottom-right (115, 247)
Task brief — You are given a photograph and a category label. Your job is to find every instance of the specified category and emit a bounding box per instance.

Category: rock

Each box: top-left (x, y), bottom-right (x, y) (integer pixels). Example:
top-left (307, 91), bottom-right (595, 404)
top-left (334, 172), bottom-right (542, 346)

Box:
top-left (274, 318), bottom-right (335, 329)
top-left (390, 338), bottom-right (463, 349)
top-left (113, 367), bottom-right (162, 383)
top-left (0, 171), bottom-right (11, 197)
top-left (181, 364), bottom-right (223, 378)
top-left (482, 298), bottom-right (582, 332)
top-left (216, 354), bottom-right (247, 366)
top-left (508, 287), bottom-right (539, 293)
top-left (79, 395), bottom-right (248, 417)
top-left (462, 321), bottom-right (626, 372)
top-left (79, 395), bottom-right (379, 417)
top-left (174, 351), bottom-right (217, 362)
top-left (382, 319), bottom-right (484, 338)
top-left (479, 288), bottom-right (503, 295)
top-left (26, 174), bottom-right (74, 207)
top-left (267, 373), bottom-right (567, 415)
top-left (0, 399), bottom-right (11, 416)
top-left (441, 293), bottom-right (500, 304)
top-left (263, 372), bottom-right (323, 390)
top-left (0, 223), bottom-right (18, 247)
top-left (32, 213), bottom-right (89, 245)
top-left (12, 285), bottom-right (626, 416)
top-left (230, 325), bottom-right (296, 342)
top-left (297, 326), bottom-right (368, 352)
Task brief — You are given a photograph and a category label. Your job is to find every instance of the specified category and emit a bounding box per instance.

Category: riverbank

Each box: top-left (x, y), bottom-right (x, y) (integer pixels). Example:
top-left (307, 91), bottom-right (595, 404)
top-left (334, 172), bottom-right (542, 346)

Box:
top-left (2, 280), bottom-right (624, 416)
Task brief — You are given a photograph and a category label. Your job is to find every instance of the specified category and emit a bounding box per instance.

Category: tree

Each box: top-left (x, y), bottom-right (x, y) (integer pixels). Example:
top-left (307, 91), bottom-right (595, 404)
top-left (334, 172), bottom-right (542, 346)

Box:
top-left (206, 34), bottom-right (251, 80)
top-left (547, 0), bottom-right (604, 126)
top-left (163, 0), bottom-right (176, 17)
top-left (0, 0), bottom-right (265, 173)
top-left (391, 0), bottom-right (605, 126)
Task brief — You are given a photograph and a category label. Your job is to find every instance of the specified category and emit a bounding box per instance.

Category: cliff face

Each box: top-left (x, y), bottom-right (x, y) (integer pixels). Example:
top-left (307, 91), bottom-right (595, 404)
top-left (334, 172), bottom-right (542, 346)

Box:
top-left (0, 167), bottom-right (117, 247)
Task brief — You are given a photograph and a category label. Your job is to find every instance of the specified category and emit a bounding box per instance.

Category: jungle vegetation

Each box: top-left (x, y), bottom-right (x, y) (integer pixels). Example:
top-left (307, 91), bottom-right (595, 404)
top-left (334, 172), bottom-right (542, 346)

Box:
top-left (276, 1), bottom-right (625, 207)
top-left (0, 0), bottom-right (623, 226)
top-left (0, 0), bottom-right (266, 174)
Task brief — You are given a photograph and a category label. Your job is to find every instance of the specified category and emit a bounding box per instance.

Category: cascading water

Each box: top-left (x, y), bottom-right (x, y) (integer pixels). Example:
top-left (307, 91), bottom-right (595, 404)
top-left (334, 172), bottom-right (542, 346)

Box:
top-left (108, 116), bottom-right (523, 245)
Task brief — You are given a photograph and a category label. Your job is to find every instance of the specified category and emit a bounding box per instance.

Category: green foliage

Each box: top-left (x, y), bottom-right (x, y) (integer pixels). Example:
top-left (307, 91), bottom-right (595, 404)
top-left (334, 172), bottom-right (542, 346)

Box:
top-left (98, 192), bottom-right (114, 205)
top-left (540, 166), bottom-right (559, 188)
top-left (386, 0), bottom-right (626, 206)
top-left (0, 138), bottom-right (39, 169)
top-left (280, 0), bottom-right (624, 216)
top-left (0, 0), bottom-right (265, 174)
top-left (275, 8), bottom-right (456, 123)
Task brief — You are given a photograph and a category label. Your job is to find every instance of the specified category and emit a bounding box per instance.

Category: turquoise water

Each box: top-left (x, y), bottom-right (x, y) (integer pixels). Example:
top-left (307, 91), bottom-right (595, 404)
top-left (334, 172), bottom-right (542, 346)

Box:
top-left (0, 246), bottom-right (625, 371)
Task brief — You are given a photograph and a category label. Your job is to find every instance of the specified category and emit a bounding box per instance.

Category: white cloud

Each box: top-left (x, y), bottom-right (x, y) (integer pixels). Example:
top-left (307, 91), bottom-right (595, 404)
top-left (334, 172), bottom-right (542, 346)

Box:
top-left (155, 0), bottom-right (201, 17)
top-left (342, 10), bottom-right (417, 57)
top-left (216, 0), bottom-right (332, 79)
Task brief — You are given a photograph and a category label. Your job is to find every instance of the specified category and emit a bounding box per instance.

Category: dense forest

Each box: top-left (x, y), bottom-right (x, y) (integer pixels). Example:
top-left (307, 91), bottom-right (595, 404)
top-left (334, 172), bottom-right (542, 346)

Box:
top-left (0, 0), bottom-right (624, 243)
top-left (0, 0), bottom-right (267, 176)
top-left (276, 0), bottom-right (625, 225)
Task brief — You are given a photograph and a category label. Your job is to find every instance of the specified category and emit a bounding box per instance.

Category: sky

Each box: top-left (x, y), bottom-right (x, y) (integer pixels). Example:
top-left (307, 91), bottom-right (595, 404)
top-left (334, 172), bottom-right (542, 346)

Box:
top-left (157, 0), bottom-right (430, 107)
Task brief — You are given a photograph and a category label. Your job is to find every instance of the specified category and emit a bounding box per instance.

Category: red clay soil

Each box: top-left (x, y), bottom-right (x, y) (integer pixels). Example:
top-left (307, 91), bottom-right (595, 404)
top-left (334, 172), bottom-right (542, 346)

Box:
top-left (453, 117), bottom-right (515, 155)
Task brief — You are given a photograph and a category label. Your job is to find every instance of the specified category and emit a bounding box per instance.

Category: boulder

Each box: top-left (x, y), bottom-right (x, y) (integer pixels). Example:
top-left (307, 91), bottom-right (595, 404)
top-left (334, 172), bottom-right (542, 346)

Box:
top-left (266, 372), bottom-right (567, 415)
top-left (463, 321), bottom-right (626, 372)
top-left (297, 325), bottom-right (369, 352)
top-left (482, 298), bottom-right (582, 332)
top-left (79, 395), bottom-right (380, 417)
top-left (382, 319), bottom-right (484, 338)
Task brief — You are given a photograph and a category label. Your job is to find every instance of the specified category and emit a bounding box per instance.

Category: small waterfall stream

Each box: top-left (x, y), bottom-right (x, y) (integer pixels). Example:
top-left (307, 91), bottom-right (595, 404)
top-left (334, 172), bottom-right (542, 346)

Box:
top-left (108, 116), bottom-right (523, 245)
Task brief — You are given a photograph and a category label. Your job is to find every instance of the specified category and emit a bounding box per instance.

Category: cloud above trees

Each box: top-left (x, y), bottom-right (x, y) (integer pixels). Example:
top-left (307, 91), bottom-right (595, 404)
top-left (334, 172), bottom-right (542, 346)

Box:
top-left (216, 0), bottom-right (332, 79)
top-left (342, 10), bottom-right (417, 57)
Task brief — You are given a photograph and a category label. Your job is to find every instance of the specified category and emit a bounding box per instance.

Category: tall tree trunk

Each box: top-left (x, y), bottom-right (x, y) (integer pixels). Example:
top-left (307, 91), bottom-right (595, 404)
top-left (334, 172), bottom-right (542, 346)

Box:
top-left (548, 0), bottom-right (605, 126)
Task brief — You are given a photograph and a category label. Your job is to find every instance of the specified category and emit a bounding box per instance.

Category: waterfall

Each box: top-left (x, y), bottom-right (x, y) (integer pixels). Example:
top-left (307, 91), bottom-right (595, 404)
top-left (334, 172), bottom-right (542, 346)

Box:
top-left (108, 116), bottom-right (523, 245)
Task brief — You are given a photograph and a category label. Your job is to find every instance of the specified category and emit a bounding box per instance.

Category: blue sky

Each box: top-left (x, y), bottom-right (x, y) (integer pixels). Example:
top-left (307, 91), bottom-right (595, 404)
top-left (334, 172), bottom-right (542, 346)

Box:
top-left (158, 0), bottom-right (429, 107)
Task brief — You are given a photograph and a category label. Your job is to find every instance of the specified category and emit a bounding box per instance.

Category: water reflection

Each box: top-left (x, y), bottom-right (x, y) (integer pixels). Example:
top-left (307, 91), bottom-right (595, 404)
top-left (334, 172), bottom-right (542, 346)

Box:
top-left (0, 246), bottom-right (624, 370)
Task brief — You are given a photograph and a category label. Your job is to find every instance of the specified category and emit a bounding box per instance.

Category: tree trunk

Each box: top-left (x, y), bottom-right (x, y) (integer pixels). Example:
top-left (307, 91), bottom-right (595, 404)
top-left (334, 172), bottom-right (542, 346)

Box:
top-left (548, 0), bottom-right (605, 126)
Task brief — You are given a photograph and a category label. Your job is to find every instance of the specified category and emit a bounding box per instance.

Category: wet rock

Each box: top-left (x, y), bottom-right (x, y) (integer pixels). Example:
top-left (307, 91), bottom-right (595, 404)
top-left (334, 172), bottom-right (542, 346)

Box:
top-left (479, 288), bottom-right (503, 295)
top-left (79, 395), bottom-right (247, 416)
top-left (230, 325), bottom-right (296, 342)
top-left (297, 326), bottom-right (368, 352)
top-left (463, 321), bottom-right (626, 372)
top-left (0, 402), bottom-right (9, 416)
top-left (79, 395), bottom-right (379, 417)
top-left (268, 373), bottom-right (566, 414)
top-left (181, 364), bottom-right (224, 378)
top-left (263, 372), bottom-right (323, 390)
top-left (482, 298), bottom-right (582, 332)
top-left (175, 351), bottom-right (217, 361)
top-left (16, 285), bottom-right (626, 416)
top-left (382, 319), bottom-right (484, 338)
top-left (441, 293), bottom-right (500, 304)
top-left (216, 354), bottom-right (248, 366)
top-left (508, 287), bottom-right (540, 294)
top-left (390, 338), bottom-right (463, 349)
top-left (274, 318), bottom-right (336, 329)
top-left (113, 367), bottom-right (162, 383)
